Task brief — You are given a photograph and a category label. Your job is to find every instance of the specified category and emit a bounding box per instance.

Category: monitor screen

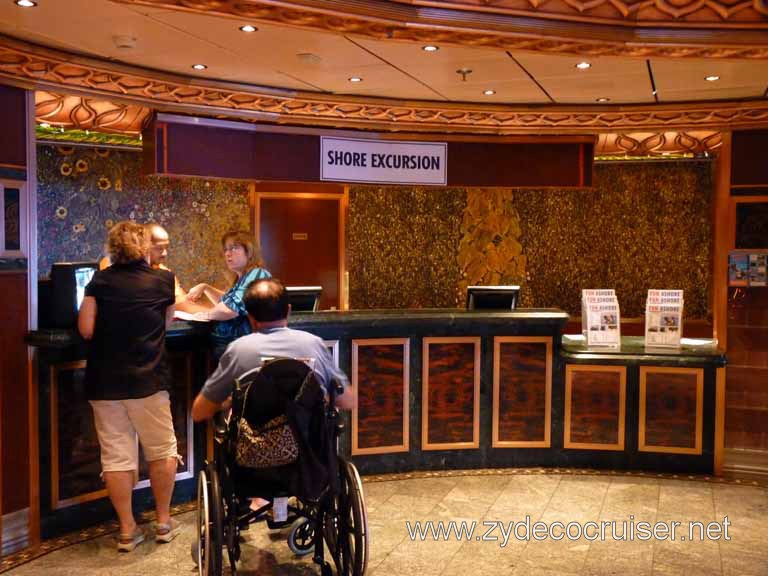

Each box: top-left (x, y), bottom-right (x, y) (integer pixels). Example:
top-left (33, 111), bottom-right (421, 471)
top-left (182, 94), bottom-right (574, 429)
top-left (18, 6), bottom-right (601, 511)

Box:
top-left (75, 266), bottom-right (97, 310)
top-left (50, 261), bottom-right (99, 328)
top-left (286, 286), bottom-right (322, 313)
top-left (466, 285), bottom-right (520, 310)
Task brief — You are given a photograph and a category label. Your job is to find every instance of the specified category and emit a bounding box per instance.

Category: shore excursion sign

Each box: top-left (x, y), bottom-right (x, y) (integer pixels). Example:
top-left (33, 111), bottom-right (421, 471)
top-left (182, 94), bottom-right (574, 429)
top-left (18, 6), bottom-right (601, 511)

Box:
top-left (320, 136), bottom-right (447, 185)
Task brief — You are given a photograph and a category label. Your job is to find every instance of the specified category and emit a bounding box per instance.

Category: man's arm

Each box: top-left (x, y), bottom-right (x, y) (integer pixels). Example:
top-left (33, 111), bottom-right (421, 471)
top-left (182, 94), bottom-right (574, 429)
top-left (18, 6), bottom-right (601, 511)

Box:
top-left (192, 394), bottom-right (223, 422)
top-left (313, 339), bottom-right (355, 410)
top-left (191, 346), bottom-right (240, 421)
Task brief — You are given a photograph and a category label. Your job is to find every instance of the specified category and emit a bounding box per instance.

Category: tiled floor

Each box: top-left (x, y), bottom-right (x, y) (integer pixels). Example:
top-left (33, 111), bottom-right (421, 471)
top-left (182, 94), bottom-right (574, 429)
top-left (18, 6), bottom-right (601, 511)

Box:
top-left (5, 472), bottom-right (768, 575)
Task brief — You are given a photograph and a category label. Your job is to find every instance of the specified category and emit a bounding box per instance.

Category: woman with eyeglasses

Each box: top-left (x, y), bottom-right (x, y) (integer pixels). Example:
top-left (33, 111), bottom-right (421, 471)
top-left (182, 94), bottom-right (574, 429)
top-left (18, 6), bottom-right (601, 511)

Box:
top-left (188, 230), bottom-right (271, 360)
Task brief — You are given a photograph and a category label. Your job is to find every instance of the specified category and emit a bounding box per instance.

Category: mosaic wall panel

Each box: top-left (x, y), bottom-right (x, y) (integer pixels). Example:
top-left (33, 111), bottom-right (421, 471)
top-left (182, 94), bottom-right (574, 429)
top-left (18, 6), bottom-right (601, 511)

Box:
top-left (349, 162), bottom-right (712, 318)
top-left (347, 186), bottom-right (466, 309)
top-left (37, 145), bottom-right (250, 290)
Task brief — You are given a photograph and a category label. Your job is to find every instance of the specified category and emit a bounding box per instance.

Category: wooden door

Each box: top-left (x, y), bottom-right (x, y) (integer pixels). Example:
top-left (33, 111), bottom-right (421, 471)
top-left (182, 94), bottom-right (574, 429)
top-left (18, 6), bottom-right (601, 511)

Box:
top-left (258, 190), bottom-right (345, 311)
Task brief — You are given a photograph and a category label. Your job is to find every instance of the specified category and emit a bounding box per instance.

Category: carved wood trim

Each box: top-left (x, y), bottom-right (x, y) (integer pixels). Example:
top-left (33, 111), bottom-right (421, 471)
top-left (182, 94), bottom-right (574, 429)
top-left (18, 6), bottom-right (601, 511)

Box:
top-left (2, 37), bottom-right (767, 135)
top-left (34, 91), bottom-right (151, 135)
top-left (596, 131), bottom-right (723, 156)
top-left (111, 0), bottom-right (768, 59)
top-left (393, 0), bottom-right (768, 27)
top-left (31, 90), bottom-right (726, 156)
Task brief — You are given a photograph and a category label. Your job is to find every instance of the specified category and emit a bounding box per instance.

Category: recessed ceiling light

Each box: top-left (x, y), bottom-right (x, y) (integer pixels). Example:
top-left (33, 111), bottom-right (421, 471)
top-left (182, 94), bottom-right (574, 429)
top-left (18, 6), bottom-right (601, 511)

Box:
top-left (483, 89), bottom-right (496, 96)
top-left (596, 97), bottom-right (610, 102)
top-left (422, 45), bottom-right (439, 52)
top-left (15, 0), bottom-right (37, 7)
top-left (348, 77), bottom-right (362, 83)
top-left (192, 64), bottom-right (207, 70)
top-left (576, 61), bottom-right (591, 70)
top-left (239, 24), bottom-right (257, 33)
top-left (705, 75), bottom-right (720, 82)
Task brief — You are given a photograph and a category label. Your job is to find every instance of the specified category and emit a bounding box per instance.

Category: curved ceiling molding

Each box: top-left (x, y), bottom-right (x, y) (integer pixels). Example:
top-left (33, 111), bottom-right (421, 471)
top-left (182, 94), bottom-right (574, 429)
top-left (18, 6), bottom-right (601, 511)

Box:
top-left (35, 91), bottom-right (151, 134)
top-left (595, 130), bottom-right (722, 156)
top-left (33, 90), bottom-right (722, 157)
top-left (392, 0), bottom-right (768, 26)
top-left (111, 0), bottom-right (768, 58)
top-left (3, 37), bottom-right (768, 134)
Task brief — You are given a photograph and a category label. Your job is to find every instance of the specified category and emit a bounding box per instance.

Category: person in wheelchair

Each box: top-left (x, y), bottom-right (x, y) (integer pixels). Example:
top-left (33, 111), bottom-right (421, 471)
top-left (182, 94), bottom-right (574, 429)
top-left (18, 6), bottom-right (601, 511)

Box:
top-left (190, 279), bottom-right (367, 576)
top-left (192, 277), bottom-right (355, 420)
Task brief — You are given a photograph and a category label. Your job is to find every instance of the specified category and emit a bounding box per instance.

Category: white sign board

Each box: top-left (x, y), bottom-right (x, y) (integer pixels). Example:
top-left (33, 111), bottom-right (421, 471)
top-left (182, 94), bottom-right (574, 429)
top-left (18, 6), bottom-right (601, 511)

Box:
top-left (320, 136), bottom-right (447, 185)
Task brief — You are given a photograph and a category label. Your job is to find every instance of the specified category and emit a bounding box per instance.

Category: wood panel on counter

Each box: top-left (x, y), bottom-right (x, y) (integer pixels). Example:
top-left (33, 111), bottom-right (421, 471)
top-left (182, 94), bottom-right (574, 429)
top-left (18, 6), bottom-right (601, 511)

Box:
top-left (351, 339), bottom-right (409, 456)
top-left (639, 367), bottom-right (703, 455)
top-left (49, 353), bottom-right (196, 510)
top-left (492, 336), bottom-right (552, 448)
top-left (422, 337), bottom-right (480, 450)
top-left (565, 365), bottom-right (626, 451)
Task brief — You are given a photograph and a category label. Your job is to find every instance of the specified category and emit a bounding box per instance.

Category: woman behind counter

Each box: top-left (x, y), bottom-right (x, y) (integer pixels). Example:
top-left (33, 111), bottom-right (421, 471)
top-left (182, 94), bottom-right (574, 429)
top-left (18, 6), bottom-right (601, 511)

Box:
top-left (188, 230), bottom-right (271, 359)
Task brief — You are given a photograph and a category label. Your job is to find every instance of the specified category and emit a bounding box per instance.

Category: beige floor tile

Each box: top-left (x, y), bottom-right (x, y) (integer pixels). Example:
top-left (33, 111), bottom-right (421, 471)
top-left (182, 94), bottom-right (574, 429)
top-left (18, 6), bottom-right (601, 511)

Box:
top-left (719, 545), bottom-right (768, 576)
top-left (6, 475), bottom-right (768, 576)
top-left (652, 522), bottom-right (722, 576)
top-left (389, 476), bottom-right (461, 499)
top-left (540, 477), bottom-right (610, 523)
top-left (440, 532), bottom-right (526, 576)
top-left (584, 539), bottom-right (654, 576)
top-left (656, 480), bottom-right (715, 523)
top-left (516, 537), bottom-right (591, 574)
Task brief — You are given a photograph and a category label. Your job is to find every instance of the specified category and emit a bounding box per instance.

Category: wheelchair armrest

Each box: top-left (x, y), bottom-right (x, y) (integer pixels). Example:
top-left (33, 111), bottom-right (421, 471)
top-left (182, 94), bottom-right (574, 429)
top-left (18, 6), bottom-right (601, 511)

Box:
top-left (213, 410), bottom-right (228, 439)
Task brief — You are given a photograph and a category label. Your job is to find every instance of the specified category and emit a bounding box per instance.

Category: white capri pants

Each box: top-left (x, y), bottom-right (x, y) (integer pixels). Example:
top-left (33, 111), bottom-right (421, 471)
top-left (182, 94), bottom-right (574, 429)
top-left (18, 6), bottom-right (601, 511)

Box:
top-left (90, 390), bottom-right (178, 473)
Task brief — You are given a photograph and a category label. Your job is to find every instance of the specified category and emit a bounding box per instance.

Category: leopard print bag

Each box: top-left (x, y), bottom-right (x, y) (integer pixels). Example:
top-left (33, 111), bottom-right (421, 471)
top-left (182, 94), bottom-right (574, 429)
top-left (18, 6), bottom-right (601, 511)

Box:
top-left (234, 380), bottom-right (299, 469)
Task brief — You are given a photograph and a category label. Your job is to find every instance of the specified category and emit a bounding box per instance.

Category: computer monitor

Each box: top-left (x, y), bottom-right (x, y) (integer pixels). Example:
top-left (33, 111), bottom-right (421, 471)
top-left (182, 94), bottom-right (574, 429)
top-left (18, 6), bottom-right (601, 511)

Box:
top-left (50, 261), bottom-right (99, 328)
top-left (286, 286), bottom-right (322, 312)
top-left (465, 285), bottom-right (520, 310)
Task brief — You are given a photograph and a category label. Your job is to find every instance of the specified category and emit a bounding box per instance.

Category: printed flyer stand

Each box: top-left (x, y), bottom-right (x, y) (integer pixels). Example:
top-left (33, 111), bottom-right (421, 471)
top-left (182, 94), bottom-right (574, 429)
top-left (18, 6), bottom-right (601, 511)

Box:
top-left (582, 289), bottom-right (621, 348)
top-left (645, 289), bottom-right (684, 348)
top-left (728, 249), bottom-right (768, 287)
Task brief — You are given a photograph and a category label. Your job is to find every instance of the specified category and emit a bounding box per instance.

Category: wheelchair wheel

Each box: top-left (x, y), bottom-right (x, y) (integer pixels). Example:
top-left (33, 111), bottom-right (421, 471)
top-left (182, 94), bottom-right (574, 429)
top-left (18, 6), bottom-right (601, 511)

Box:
top-left (325, 460), bottom-right (369, 576)
top-left (287, 516), bottom-right (315, 556)
top-left (196, 466), bottom-right (223, 576)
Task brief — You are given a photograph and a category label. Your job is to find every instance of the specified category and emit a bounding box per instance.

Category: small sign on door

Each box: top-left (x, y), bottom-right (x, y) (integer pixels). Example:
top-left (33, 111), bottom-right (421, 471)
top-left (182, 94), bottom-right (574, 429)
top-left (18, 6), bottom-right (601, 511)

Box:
top-left (292, 232), bottom-right (308, 240)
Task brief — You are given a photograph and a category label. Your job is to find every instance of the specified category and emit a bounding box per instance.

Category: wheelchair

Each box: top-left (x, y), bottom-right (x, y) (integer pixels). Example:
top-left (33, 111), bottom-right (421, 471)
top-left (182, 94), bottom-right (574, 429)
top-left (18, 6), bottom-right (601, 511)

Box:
top-left (193, 358), bottom-right (368, 576)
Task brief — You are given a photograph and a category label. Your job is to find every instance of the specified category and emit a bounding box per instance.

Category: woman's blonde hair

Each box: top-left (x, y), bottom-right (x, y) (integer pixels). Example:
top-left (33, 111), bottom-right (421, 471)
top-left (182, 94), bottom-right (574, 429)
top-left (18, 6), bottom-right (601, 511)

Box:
top-left (108, 220), bottom-right (149, 264)
top-left (221, 230), bottom-right (265, 285)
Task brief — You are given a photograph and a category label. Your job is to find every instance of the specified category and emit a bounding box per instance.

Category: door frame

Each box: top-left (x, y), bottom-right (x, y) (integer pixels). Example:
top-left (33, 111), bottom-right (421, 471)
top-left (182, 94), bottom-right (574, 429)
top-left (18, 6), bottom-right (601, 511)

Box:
top-left (252, 183), bottom-right (349, 310)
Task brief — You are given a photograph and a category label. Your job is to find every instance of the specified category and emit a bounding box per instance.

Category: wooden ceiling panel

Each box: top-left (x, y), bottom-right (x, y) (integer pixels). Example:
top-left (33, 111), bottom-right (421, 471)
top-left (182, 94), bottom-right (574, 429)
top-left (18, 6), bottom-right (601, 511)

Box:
top-left (352, 39), bottom-right (548, 102)
top-left (651, 59), bottom-right (768, 102)
top-left (513, 53), bottom-right (654, 104)
top-left (0, 0), bottom-right (312, 90)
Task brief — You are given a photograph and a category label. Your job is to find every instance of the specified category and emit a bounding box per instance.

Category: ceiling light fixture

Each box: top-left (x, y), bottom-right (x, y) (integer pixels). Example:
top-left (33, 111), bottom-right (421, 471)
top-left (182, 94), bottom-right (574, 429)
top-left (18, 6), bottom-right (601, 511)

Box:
top-left (15, 0), bottom-right (37, 7)
top-left (705, 75), bottom-right (720, 82)
top-left (348, 77), bottom-right (362, 83)
top-left (192, 64), bottom-right (207, 70)
top-left (456, 68), bottom-right (472, 82)
top-left (575, 61), bottom-right (591, 70)
top-left (596, 97), bottom-right (610, 102)
top-left (483, 89), bottom-right (496, 96)
top-left (422, 45), bottom-right (439, 52)
top-left (239, 24), bottom-right (257, 33)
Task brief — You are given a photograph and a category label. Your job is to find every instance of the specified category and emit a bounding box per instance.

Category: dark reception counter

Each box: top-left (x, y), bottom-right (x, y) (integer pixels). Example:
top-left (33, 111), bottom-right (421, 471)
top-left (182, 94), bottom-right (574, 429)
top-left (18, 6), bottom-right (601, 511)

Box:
top-left (27, 309), bottom-right (726, 537)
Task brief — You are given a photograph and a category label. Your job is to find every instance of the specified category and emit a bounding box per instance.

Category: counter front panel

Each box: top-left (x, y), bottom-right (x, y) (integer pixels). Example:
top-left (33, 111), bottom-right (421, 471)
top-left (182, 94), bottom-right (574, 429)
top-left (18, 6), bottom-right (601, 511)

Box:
top-left (27, 312), bottom-right (726, 537)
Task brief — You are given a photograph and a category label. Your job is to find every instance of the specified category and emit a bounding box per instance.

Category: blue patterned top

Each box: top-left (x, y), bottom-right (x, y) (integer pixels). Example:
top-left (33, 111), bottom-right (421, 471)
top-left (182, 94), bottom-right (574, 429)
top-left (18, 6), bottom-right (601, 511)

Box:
top-left (211, 267), bottom-right (271, 346)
